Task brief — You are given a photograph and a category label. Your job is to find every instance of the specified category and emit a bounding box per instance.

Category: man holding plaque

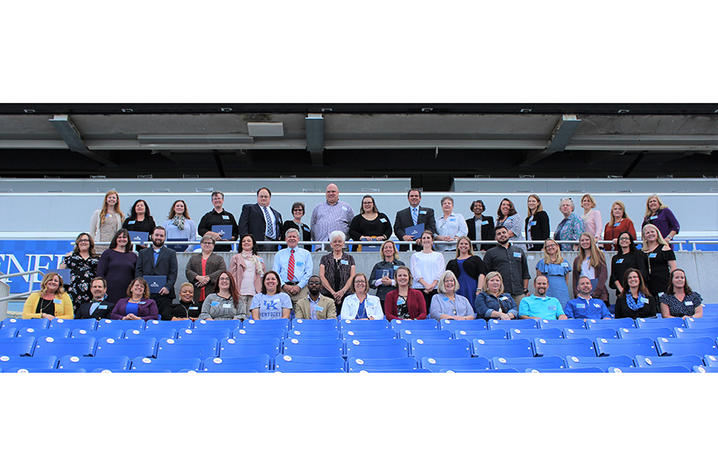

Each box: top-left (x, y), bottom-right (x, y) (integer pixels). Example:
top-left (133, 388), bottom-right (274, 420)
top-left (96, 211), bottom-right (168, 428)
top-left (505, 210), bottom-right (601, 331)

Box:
top-left (393, 188), bottom-right (437, 251)
top-left (135, 226), bottom-right (178, 319)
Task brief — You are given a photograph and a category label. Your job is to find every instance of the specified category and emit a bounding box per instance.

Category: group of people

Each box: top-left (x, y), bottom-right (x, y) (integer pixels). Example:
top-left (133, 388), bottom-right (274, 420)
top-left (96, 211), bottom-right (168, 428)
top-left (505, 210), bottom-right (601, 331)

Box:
top-left (20, 185), bottom-right (701, 322)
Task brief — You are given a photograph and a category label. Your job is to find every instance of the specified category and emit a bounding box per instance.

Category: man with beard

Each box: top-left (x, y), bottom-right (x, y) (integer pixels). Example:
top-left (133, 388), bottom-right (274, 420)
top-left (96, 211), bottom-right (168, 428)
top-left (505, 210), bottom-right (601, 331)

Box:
top-left (135, 226), bottom-right (178, 318)
top-left (294, 275), bottom-right (338, 320)
top-left (483, 225), bottom-right (530, 305)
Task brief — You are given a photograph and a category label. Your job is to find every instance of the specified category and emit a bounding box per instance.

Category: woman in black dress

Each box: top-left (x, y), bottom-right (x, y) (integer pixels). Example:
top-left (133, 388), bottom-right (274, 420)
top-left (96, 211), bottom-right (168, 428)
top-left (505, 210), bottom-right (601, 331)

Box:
top-left (641, 223), bottom-right (677, 297)
top-left (609, 231), bottom-right (648, 297)
top-left (348, 195), bottom-right (392, 244)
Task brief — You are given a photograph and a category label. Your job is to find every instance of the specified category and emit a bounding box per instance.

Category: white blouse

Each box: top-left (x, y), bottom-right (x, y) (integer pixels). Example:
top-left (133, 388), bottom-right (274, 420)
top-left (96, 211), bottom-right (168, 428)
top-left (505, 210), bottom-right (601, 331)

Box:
top-left (410, 251), bottom-right (446, 290)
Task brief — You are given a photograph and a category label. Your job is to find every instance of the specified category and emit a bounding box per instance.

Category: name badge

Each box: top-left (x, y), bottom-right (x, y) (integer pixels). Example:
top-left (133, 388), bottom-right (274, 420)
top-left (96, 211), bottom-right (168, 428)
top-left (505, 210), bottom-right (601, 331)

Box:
top-left (53, 298), bottom-right (62, 304)
top-left (648, 253), bottom-right (657, 258)
top-left (211, 301), bottom-right (219, 307)
top-left (272, 298), bottom-right (281, 304)
top-left (562, 262), bottom-right (570, 268)
top-left (593, 303), bottom-right (601, 308)
top-left (685, 301), bottom-right (694, 306)
top-left (513, 252), bottom-right (522, 258)
top-left (499, 296), bottom-right (508, 301)
top-left (222, 215), bottom-right (230, 220)
top-left (616, 258), bottom-right (624, 264)
top-left (222, 303), bottom-right (232, 309)
top-left (548, 305), bottom-right (556, 311)
top-left (576, 303), bottom-right (586, 309)
top-left (315, 306), bottom-right (323, 312)
top-left (393, 265), bottom-right (399, 270)
top-left (481, 220), bottom-right (488, 225)
top-left (420, 210), bottom-right (427, 215)
top-left (340, 259), bottom-right (349, 265)
top-left (105, 214), bottom-right (112, 218)
top-left (529, 220), bottom-right (536, 226)
top-left (443, 297), bottom-right (450, 302)
top-left (613, 222), bottom-right (621, 227)
top-left (448, 217), bottom-right (456, 222)
top-left (128, 220), bottom-right (136, 225)
top-left (658, 292), bottom-right (664, 297)
top-left (98, 305), bottom-right (108, 310)
top-left (139, 301), bottom-right (146, 305)
top-left (640, 297), bottom-right (649, 304)
top-left (189, 306), bottom-right (198, 310)
top-left (295, 261), bottom-right (304, 266)
top-left (650, 215), bottom-right (657, 220)
top-left (379, 218), bottom-right (387, 223)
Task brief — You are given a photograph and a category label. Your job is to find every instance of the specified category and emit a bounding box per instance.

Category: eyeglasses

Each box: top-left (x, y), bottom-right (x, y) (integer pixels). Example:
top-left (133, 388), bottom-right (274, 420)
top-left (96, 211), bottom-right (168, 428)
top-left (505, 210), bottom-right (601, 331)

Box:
top-left (77, 239), bottom-right (90, 243)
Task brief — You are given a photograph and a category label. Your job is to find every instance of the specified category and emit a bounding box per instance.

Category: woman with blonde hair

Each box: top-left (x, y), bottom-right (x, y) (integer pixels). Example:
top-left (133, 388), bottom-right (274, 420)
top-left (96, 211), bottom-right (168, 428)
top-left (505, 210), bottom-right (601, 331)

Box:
top-left (602, 200), bottom-right (636, 251)
top-left (474, 271), bottom-right (518, 320)
top-left (22, 272), bottom-right (74, 319)
top-left (368, 240), bottom-right (405, 306)
top-left (572, 232), bottom-right (608, 303)
top-left (429, 270), bottom-right (475, 320)
top-left (580, 193), bottom-right (603, 243)
top-left (535, 238), bottom-right (571, 311)
top-left (90, 190), bottom-right (124, 251)
top-left (446, 236), bottom-right (487, 312)
top-left (525, 194), bottom-right (550, 251)
top-left (641, 223), bottom-right (677, 297)
top-left (642, 194), bottom-right (680, 246)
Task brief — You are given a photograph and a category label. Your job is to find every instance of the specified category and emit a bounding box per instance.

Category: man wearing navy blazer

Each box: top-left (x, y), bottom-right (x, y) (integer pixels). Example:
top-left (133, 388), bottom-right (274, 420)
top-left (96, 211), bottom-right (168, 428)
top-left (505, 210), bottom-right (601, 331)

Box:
top-left (238, 187), bottom-right (283, 251)
top-left (393, 188), bottom-right (437, 250)
top-left (135, 226), bottom-right (178, 319)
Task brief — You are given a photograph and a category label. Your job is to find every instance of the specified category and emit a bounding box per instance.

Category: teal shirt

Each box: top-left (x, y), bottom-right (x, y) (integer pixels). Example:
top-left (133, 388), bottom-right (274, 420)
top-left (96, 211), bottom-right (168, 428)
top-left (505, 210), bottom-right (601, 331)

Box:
top-left (518, 295), bottom-right (564, 320)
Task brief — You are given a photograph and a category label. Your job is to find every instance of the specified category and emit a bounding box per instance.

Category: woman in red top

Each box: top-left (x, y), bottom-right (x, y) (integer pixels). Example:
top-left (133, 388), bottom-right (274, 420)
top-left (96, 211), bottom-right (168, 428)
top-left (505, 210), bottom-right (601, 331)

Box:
top-left (384, 266), bottom-right (427, 320)
top-left (603, 200), bottom-right (636, 251)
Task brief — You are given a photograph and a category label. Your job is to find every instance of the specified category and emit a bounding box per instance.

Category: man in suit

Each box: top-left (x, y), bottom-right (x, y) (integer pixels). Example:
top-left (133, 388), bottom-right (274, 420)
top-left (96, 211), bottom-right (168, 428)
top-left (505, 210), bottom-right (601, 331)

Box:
top-left (238, 187), bottom-right (282, 251)
top-left (393, 188), bottom-right (437, 250)
top-left (76, 277), bottom-right (114, 319)
top-left (135, 226), bottom-right (178, 318)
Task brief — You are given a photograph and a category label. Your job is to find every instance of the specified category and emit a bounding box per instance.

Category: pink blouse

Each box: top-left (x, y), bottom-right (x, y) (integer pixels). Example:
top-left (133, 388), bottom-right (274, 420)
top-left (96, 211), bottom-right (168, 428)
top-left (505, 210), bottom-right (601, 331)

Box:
top-left (582, 209), bottom-right (603, 241)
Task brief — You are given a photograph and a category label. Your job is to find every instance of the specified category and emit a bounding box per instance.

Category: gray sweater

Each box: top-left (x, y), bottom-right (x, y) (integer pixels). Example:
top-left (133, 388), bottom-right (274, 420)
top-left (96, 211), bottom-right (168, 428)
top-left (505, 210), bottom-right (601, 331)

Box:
top-left (199, 293), bottom-right (247, 320)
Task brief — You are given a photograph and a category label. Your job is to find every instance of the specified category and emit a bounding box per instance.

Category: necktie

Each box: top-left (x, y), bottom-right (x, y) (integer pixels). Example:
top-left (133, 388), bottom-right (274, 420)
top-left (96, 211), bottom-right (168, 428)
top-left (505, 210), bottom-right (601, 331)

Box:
top-left (287, 249), bottom-right (295, 282)
top-left (411, 207), bottom-right (418, 226)
top-left (153, 250), bottom-right (160, 266)
top-left (263, 206), bottom-right (275, 239)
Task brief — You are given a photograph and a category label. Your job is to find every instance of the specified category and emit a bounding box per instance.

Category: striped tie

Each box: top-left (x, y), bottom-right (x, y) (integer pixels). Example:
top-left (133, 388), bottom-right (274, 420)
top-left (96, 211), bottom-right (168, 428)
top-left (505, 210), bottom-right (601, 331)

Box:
top-left (287, 249), bottom-right (295, 282)
top-left (411, 207), bottom-right (418, 226)
top-left (263, 206), bottom-right (275, 239)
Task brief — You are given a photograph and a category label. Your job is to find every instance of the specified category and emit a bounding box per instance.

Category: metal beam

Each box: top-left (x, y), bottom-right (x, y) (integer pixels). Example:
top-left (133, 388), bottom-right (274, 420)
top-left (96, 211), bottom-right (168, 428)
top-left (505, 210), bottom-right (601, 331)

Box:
top-left (520, 114), bottom-right (582, 167)
top-left (305, 113), bottom-right (324, 166)
top-left (48, 115), bottom-right (116, 167)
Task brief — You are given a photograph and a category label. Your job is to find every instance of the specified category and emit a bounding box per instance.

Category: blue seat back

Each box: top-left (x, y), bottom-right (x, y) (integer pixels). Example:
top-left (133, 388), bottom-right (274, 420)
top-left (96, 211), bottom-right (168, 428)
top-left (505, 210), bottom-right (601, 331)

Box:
top-left (156, 337), bottom-right (219, 359)
top-left (0, 336), bottom-right (37, 357)
top-left (538, 319), bottom-right (586, 330)
top-left (282, 339), bottom-right (343, 357)
top-left (0, 327), bottom-right (17, 338)
top-left (471, 338), bottom-right (533, 358)
top-left (49, 318), bottom-right (97, 331)
top-left (685, 317), bottom-right (718, 329)
top-left (586, 318), bottom-right (636, 330)
top-left (397, 329), bottom-right (452, 343)
top-left (347, 357), bottom-right (418, 372)
top-left (17, 328), bottom-right (71, 339)
top-left (176, 327), bottom-right (232, 340)
top-left (617, 327), bottom-right (674, 340)
top-left (145, 319), bottom-right (195, 330)
top-left (635, 318), bottom-right (686, 330)
top-left (0, 318), bottom-right (49, 331)
top-left (525, 367), bottom-right (604, 373)
top-left (453, 329), bottom-right (507, 341)
top-left (634, 354), bottom-right (704, 368)
top-left (673, 327), bottom-right (718, 339)
top-left (508, 328), bottom-right (563, 340)
top-left (420, 356), bottom-right (491, 372)
top-left (291, 318), bottom-right (339, 330)
top-left (71, 328), bottom-right (125, 340)
top-left (439, 319), bottom-right (488, 331)
top-left (94, 336), bottom-right (158, 358)
top-left (655, 336), bottom-right (718, 356)
top-left (595, 337), bottom-right (657, 357)
top-left (202, 355), bottom-right (271, 372)
top-left (96, 319), bottom-right (146, 331)
top-left (491, 355), bottom-right (566, 370)
top-left (340, 319), bottom-right (389, 331)
top-left (704, 354), bottom-right (718, 367)
top-left (565, 355), bottom-right (634, 370)
top-left (341, 328), bottom-right (397, 340)
top-left (194, 319), bottom-right (241, 331)
top-left (2, 356), bottom-right (58, 372)
top-left (219, 337), bottom-right (281, 358)
top-left (243, 319), bottom-right (289, 331)
top-left (488, 319), bottom-right (538, 330)
top-left (532, 337), bottom-right (596, 357)
top-left (411, 339), bottom-right (471, 358)
top-left (608, 366), bottom-right (690, 373)
top-left (390, 319), bottom-right (439, 331)
top-left (131, 356), bottom-right (202, 372)
top-left (32, 335), bottom-right (96, 357)
top-left (274, 355), bottom-right (345, 372)
top-left (563, 328), bottom-right (619, 340)
top-left (344, 339), bottom-right (409, 358)
top-left (58, 355), bottom-right (130, 371)
top-left (124, 327), bottom-right (177, 340)
top-left (234, 327), bottom-right (287, 339)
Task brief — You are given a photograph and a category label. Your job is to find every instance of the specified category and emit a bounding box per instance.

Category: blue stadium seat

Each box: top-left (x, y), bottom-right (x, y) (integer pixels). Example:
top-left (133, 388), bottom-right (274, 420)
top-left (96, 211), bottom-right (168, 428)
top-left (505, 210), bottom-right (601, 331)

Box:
top-left (397, 329), bottom-right (452, 343)
top-left (202, 355), bottom-right (272, 372)
top-left (439, 319), bottom-right (488, 331)
top-left (1, 356), bottom-right (58, 372)
top-left (291, 318), bottom-right (339, 330)
top-left (94, 337), bottom-right (158, 359)
top-left (608, 366), bottom-right (691, 373)
top-left (452, 329), bottom-right (507, 341)
top-left (565, 355), bottom-right (634, 371)
top-left (420, 356), bottom-right (491, 371)
top-left (176, 327), bottom-right (232, 341)
top-left (344, 339), bottom-right (409, 358)
top-left (341, 328), bottom-right (397, 340)
top-left (524, 367), bottom-right (604, 373)
top-left (282, 339), bottom-right (343, 357)
top-left (219, 337), bottom-right (281, 358)
top-left (595, 337), bottom-right (657, 357)
top-left (286, 328), bottom-right (341, 339)
top-left (634, 354), bottom-right (704, 369)
top-left (655, 336), bottom-right (718, 357)
top-left (145, 319), bottom-right (195, 330)
top-left (340, 319), bottom-right (389, 331)
top-left (673, 327), bottom-right (718, 339)
top-left (194, 319), bottom-right (241, 331)
top-left (635, 317), bottom-right (686, 330)
top-left (73, 328), bottom-right (126, 341)
top-left (156, 337), bottom-right (219, 360)
top-left (96, 319), bottom-right (146, 332)
top-left (702, 303), bottom-right (718, 317)
top-left (563, 328), bottom-right (619, 340)
top-left (124, 327), bottom-right (177, 340)
top-left (704, 354), bottom-right (718, 367)
top-left (32, 335), bottom-right (96, 358)
top-left (538, 319), bottom-right (586, 330)
top-left (243, 319), bottom-right (289, 331)
top-left (488, 319), bottom-right (538, 330)
top-left (586, 318), bottom-right (636, 330)
top-left (693, 366), bottom-right (718, 373)
top-left (411, 339), bottom-right (472, 358)
top-left (390, 319), bottom-right (439, 331)
top-left (685, 317), bottom-right (718, 329)
top-left (347, 357), bottom-right (418, 372)
top-left (57, 355), bottom-right (130, 372)
top-left (0, 318), bottom-right (49, 331)
top-left (491, 356), bottom-right (566, 371)
top-left (233, 327), bottom-right (287, 339)
top-left (508, 328), bottom-right (563, 340)
top-left (0, 327), bottom-right (17, 338)
top-left (16, 327), bottom-right (71, 339)
top-left (532, 338), bottom-right (596, 357)
top-left (130, 356), bottom-right (202, 372)
top-left (617, 327), bottom-right (674, 340)
top-left (0, 336), bottom-right (36, 357)
top-left (274, 355), bottom-right (346, 372)
top-left (49, 318), bottom-right (97, 332)
top-left (471, 338), bottom-right (533, 359)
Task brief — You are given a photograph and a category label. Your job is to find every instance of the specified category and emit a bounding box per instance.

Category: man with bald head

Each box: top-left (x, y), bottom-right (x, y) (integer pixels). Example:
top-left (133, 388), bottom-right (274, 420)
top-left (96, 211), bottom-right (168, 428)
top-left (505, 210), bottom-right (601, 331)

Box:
top-left (518, 275), bottom-right (568, 320)
top-left (310, 183), bottom-right (354, 241)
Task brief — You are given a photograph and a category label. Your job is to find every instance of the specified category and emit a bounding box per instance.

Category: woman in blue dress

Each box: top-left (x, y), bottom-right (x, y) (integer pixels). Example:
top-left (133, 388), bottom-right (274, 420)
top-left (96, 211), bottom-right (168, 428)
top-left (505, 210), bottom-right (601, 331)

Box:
top-left (535, 238), bottom-right (571, 311)
top-left (445, 236), bottom-right (487, 312)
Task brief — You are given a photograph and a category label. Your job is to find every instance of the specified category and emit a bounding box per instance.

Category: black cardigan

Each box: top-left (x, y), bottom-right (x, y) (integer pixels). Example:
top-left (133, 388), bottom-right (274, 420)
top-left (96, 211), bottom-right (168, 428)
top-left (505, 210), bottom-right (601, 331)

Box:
top-left (614, 293), bottom-right (658, 318)
top-left (525, 210), bottom-right (550, 251)
top-left (446, 255), bottom-right (488, 281)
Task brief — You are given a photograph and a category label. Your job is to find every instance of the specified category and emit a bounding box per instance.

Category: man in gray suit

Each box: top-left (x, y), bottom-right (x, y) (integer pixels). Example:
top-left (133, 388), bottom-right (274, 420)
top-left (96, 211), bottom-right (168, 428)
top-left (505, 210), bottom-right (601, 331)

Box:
top-left (135, 226), bottom-right (178, 319)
